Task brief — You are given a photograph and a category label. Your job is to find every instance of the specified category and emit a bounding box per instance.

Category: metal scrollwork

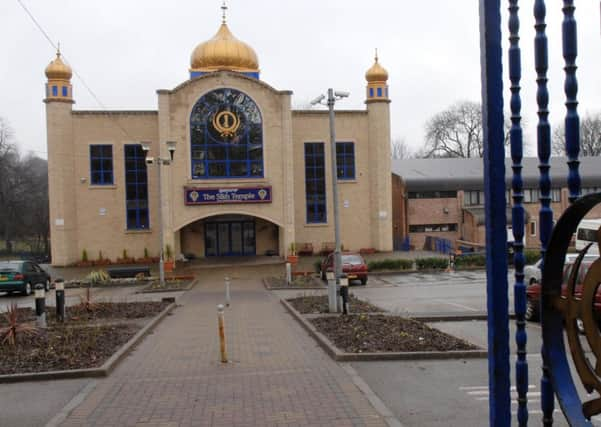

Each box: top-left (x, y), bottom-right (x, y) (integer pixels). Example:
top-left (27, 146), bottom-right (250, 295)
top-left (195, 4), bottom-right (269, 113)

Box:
top-left (542, 192), bottom-right (601, 425)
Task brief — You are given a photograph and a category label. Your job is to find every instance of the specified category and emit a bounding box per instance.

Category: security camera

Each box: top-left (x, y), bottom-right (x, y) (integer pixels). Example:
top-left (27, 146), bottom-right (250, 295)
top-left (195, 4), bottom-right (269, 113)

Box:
top-left (334, 91), bottom-right (350, 98)
top-left (310, 94), bottom-right (326, 105)
top-left (145, 156), bottom-right (155, 166)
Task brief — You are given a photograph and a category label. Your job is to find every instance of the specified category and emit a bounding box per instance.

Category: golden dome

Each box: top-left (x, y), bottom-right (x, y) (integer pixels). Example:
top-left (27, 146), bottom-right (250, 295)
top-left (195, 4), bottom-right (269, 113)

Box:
top-left (365, 52), bottom-right (388, 83)
top-left (45, 50), bottom-right (72, 80)
top-left (190, 22), bottom-right (259, 73)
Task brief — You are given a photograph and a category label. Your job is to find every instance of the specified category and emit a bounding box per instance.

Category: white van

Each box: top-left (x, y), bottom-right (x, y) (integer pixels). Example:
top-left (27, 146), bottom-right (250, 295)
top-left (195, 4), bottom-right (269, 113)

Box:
top-left (575, 219), bottom-right (601, 254)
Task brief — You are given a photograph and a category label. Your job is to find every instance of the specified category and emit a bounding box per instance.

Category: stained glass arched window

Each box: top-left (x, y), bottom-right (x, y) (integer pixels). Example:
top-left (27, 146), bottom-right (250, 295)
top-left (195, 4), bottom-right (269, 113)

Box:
top-left (190, 88), bottom-right (263, 179)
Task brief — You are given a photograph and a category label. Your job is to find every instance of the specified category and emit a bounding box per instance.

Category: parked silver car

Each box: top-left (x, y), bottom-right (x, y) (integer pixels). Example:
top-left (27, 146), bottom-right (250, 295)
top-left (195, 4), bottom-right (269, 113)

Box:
top-left (523, 253), bottom-right (596, 287)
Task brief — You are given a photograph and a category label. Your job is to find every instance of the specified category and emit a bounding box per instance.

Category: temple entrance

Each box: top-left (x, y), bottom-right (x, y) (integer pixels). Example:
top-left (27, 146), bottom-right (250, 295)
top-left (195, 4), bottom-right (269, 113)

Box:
top-left (179, 214), bottom-right (280, 258)
top-left (205, 220), bottom-right (255, 256)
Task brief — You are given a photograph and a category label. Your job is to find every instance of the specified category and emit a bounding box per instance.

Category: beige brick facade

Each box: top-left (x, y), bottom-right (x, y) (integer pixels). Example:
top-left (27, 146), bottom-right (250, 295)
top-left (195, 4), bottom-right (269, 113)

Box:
top-left (45, 50), bottom-right (393, 265)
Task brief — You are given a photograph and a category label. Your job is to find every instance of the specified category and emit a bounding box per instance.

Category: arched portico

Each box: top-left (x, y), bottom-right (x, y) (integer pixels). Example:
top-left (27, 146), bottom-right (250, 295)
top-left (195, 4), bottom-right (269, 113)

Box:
top-left (177, 213), bottom-right (282, 258)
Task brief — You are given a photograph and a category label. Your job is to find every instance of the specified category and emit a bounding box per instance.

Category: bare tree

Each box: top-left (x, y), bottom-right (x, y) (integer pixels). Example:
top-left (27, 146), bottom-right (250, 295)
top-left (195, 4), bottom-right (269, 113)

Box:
top-left (0, 117), bottom-right (49, 257)
top-left (552, 113), bottom-right (601, 156)
top-left (391, 138), bottom-right (413, 159)
top-left (424, 101), bottom-right (483, 158)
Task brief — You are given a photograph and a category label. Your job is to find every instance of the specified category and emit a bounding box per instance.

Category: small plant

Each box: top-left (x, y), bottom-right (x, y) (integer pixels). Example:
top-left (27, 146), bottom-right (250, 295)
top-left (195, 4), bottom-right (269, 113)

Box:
top-left (82, 249), bottom-right (88, 262)
top-left (314, 260), bottom-right (322, 273)
top-left (289, 242), bottom-right (297, 256)
top-left (122, 249), bottom-right (128, 260)
top-left (78, 287), bottom-right (99, 313)
top-left (144, 247), bottom-right (149, 258)
top-left (86, 270), bottom-right (110, 285)
top-left (98, 250), bottom-right (104, 261)
top-left (0, 303), bottom-right (38, 346)
top-left (165, 244), bottom-right (173, 261)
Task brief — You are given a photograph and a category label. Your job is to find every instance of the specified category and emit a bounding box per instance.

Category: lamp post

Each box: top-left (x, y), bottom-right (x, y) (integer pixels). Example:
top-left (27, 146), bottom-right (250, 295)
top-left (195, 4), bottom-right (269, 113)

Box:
top-left (311, 89), bottom-right (349, 313)
top-left (141, 140), bottom-right (176, 288)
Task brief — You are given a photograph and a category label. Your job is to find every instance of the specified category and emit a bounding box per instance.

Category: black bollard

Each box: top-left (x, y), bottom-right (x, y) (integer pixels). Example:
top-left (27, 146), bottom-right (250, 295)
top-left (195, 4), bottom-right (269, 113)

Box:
top-left (55, 278), bottom-right (65, 322)
top-left (339, 274), bottom-right (349, 315)
top-left (35, 284), bottom-right (46, 328)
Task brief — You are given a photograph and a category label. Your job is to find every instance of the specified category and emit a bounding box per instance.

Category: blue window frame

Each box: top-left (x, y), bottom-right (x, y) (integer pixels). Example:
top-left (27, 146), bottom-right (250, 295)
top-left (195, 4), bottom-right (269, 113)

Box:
top-left (304, 143), bottom-right (326, 223)
top-left (369, 88), bottom-right (374, 98)
top-left (336, 142), bottom-right (355, 180)
top-left (52, 86), bottom-right (58, 96)
top-left (124, 145), bottom-right (149, 230)
top-left (190, 88), bottom-right (263, 179)
top-left (377, 87), bottom-right (382, 97)
top-left (90, 145), bottom-right (113, 185)
top-left (62, 86), bottom-right (68, 97)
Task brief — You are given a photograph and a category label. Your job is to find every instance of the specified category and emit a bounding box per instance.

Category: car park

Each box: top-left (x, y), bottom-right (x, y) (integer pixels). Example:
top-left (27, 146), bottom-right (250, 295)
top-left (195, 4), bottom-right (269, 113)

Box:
top-left (320, 253), bottom-right (368, 285)
top-left (0, 260), bottom-right (51, 296)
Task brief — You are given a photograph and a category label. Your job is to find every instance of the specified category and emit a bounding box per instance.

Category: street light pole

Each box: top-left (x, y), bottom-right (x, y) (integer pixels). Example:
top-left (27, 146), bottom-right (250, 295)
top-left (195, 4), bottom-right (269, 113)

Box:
top-left (157, 158), bottom-right (165, 288)
top-left (141, 141), bottom-right (176, 289)
top-left (327, 88), bottom-right (342, 313)
top-left (312, 89), bottom-right (349, 313)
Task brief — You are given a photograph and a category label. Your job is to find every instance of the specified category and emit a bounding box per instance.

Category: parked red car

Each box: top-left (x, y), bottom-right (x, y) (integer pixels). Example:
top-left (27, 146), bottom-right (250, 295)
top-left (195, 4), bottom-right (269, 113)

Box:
top-left (525, 257), bottom-right (601, 322)
top-left (320, 253), bottom-right (368, 285)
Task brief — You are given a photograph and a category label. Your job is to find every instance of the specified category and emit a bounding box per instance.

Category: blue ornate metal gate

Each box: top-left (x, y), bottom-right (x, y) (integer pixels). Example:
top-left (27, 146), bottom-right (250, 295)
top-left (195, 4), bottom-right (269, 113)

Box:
top-left (480, 0), bottom-right (592, 425)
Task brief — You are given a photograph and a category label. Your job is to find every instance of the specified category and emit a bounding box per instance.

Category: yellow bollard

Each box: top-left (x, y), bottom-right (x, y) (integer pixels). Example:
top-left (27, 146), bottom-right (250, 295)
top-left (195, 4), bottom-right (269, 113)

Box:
top-left (217, 304), bottom-right (228, 363)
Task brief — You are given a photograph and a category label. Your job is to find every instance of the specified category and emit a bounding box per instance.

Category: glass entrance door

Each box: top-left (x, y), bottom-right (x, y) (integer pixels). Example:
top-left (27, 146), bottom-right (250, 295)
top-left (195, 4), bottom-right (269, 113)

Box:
top-left (205, 220), bottom-right (255, 256)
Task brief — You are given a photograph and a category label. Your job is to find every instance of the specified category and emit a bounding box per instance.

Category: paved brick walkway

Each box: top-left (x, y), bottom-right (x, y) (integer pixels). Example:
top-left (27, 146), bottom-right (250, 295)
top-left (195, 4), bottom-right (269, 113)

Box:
top-left (59, 268), bottom-right (387, 427)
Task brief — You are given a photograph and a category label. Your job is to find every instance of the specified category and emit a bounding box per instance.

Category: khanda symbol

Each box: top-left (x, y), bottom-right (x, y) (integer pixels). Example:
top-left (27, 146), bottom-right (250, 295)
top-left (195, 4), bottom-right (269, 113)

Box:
top-left (212, 109), bottom-right (241, 138)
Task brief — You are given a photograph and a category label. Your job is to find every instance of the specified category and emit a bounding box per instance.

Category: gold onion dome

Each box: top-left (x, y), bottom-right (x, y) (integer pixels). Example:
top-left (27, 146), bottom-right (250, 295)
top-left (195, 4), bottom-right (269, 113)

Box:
top-left (190, 22), bottom-right (259, 73)
top-left (45, 50), bottom-right (72, 80)
top-left (365, 53), bottom-right (388, 83)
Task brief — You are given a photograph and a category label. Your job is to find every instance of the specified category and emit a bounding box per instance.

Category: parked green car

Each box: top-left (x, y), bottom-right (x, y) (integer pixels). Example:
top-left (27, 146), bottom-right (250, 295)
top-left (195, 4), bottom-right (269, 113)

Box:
top-left (0, 261), bottom-right (51, 296)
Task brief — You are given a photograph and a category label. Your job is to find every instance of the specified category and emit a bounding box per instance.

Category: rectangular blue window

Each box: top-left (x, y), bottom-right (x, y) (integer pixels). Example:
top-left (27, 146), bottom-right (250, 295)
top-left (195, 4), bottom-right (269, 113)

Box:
top-left (62, 86), bottom-right (68, 97)
top-left (377, 87), bottom-right (382, 97)
top-left (124, 145), bottom-right (149, 230)
top-left (90, 145), bottom-right (114, 185)
top-left (369, 88), bottom-right (374, 98)
top-left (336, 142), bottom-right (355, 180)
top-left (304, 143), bottom-right (326, 223)
top-left (52, 86), bottom-right (58, 96)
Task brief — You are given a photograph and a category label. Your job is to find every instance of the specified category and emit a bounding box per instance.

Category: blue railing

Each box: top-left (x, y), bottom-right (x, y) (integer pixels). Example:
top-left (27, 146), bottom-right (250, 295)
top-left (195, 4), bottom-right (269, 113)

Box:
top-left (481, 0), bottom-right (582, 425)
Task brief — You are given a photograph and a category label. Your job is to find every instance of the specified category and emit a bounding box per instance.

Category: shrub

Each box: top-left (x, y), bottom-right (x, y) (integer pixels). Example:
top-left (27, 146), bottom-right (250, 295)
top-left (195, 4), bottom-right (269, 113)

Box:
top-left (455, 254), bottom-right (486, 268)
top-left (98, 250), bottom-right (104, 261)
top-left (314, 260), bottom-right (322, 273)
top-left (367, 259), bottom-right (414, 271)
top-left (144, 247), bottom-right (149, 258)
top-left (416, 257), bottom-right (448, 270)
top-left (524, 249), bottom-right (540, 265)
top-left (0, 303), bottom-right (38, 346)
top-left (82, 249), bottom-right (88, 262)
top-left (86, 270), bottom-right (111, 285)
top-left (122, 249), bottom-right (128, 260)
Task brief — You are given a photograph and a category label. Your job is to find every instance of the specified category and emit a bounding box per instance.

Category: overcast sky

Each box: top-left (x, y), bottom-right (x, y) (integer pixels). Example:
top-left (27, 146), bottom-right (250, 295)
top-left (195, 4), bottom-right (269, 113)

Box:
top-left (1, 1), bottom-right (600, 159)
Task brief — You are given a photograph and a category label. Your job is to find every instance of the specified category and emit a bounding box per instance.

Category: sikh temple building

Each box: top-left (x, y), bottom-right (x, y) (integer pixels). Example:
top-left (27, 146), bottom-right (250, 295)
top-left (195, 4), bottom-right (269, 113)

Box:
top-left (44, 8), bottom-right (393, 266)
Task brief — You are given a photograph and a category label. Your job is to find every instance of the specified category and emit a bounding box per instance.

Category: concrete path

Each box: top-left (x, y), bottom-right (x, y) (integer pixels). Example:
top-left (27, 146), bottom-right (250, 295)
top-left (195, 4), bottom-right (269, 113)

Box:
top-left (56, 266), bottom-right (387, 427)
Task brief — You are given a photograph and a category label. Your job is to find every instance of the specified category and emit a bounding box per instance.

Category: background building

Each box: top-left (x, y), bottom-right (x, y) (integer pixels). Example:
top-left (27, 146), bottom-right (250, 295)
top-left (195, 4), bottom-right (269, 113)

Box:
top-left (44, 12), bottom-right (393, 266)
top-left (392, 157), bottom-right (601, 251)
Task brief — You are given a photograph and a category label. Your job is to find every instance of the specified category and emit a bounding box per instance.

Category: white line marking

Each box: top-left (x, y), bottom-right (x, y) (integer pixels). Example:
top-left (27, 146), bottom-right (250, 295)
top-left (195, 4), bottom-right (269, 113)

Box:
top-left (433, 300), bottom-right (480, 312)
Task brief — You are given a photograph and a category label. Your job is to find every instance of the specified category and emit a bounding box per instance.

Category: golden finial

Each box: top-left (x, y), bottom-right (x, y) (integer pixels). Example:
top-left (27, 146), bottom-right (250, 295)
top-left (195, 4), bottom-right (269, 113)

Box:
top-left (221, 0), bottom-right (228, 24)
top-left (375, 48), bottom-right (378, 63)
top-left (57, 42), bottom-right (61, 57)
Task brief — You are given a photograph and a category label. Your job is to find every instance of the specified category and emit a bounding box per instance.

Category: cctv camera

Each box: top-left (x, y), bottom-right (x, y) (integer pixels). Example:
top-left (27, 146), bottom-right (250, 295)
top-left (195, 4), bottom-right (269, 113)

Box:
top-left (310, 94), bottom-right (326, 105)
top-left (145, 156), bottom-right (155, 165)
top-left (334, 91), bottom-right (350, 98)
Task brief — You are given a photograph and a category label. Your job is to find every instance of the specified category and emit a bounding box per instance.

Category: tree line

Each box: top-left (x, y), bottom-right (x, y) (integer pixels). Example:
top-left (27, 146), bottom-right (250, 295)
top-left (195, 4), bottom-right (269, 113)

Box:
top-left (393, 100), bottom-right (601, 159)
top-left (0, 117), bottom-right (49, 257)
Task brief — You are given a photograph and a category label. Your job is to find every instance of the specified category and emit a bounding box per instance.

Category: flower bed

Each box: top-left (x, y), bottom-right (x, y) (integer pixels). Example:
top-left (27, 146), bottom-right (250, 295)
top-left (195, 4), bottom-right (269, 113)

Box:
top-left (286, 295), bottom-right (383, 314)
top-left (0, 301), bottom-right (170, 375)
top-left (311, 314), bottom-right (477, 353)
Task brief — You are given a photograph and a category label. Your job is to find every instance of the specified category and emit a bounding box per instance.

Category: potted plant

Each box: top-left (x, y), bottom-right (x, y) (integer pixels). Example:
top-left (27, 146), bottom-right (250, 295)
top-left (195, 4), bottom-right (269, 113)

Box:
top-left (286, 243), bottom-right (298, 265)
top-left (164, 244), bottom-right (175, 272)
